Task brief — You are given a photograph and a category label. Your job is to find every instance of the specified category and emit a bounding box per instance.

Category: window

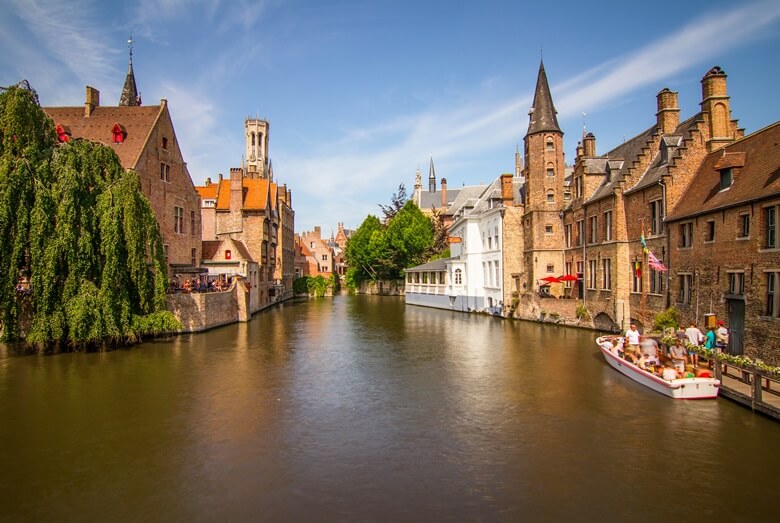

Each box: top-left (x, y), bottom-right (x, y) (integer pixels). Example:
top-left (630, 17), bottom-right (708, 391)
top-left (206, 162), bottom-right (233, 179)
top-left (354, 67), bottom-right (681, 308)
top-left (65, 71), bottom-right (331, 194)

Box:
top-left (738, 214), bottom-right (750, 238)
top-left (767, 272), bottom-right (780, 317)
top-left (565, 262), bottom-right (573, 287)
top-left (430, 272), bottom-right (437, 284)
top-left (454, 268), bottom-right (462, 285)
top-left (546, 264), bottom-right (555, 273)
top-left (565, 224), bottom-right (572, 248)
top-left (225, 249), bottom-right (232, 260)
top-left (680, 222), bottom-right (693, 248)
top-left (545, 225), bottom-right (553, 234)
top-left (602, 258), bottom-right (611, 290)
top-left (588, 259), bottom-right (597, 290)
top-left (487, 235), bottom-right (493, 250)
top-left (163, 244), bottom-right (169, 263)
top-left (440, 271), bottom-right (446, 284)
top-left (564, 190), bottom-right (572, 202)
top-left (112, 124), bottom-right (125, 144)
top-left (160, 162), bottom-right (170, 182)
top-left (190, 210), bottom-right (196, 237)
top-left (650, 200), bottom-right (663, 236)
top-left (407, 273), bottom-right (413, 283)
top-left (576, 220), bottom-right (584, 246)
top-left (546, 137), bottom-right (554, 150)
top-left (728, 272), bottom-right (744, 295)
top-left (766, 206), bottom-right (778, 248)
top-left (422, 272), bottom-right (428, 284)
top-left (575, 176), bottom-right (583, 198)
top-left (719, 168), bottom-right (733, 190)
top-left (632, 261), bottom-right (642, 293)
top-left (547, 168), bottom-right (554, 177)
top-left (174, 206), bottom-right (183, 233)
top-left (604, 211), bottom-right (613, 241)
top-left (589, 216), bottom-right (598, 244)
top-left (191, 248), bottom-right (197, 267)
top-left (162, 136), bottom-right (169, 150)
top-left (546, 190), bottom-right (555, 203)
top-left (495, 261), bottom-right (500, 286)
top-left (650, 268), bottom-right (664, 295)
top-left (415, 273), bottom-right (420, 283)
top-left (705, 220), bottom-right (715, 242)
top-left (576, 261), bottom-right (584, 283)
top-left (679, 274), bottom-right (693, 304)
top-left (321, 254), bottom-right (328, 261)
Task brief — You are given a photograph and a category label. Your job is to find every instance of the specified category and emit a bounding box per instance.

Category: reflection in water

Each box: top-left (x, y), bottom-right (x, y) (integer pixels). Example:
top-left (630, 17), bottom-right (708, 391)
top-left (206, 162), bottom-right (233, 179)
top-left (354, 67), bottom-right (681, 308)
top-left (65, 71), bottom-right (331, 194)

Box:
top-left (1, 294), bottom-right (779, 521)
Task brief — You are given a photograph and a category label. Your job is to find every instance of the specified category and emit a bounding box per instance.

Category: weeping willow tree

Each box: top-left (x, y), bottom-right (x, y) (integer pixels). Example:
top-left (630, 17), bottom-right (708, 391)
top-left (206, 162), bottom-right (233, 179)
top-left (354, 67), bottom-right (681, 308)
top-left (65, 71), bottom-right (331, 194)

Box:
top-left (0, 81), bottom-right (178, 349)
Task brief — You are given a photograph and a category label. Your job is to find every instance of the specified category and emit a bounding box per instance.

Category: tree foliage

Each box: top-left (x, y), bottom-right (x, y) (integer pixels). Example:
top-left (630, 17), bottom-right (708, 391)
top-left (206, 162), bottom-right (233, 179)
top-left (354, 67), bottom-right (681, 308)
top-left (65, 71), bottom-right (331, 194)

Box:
top-left (345, 200), bottom-right (435, 288)
top-left (378, 183), bottom-right (407, 222)
top-left (0, 82), bottom-right (177, 349)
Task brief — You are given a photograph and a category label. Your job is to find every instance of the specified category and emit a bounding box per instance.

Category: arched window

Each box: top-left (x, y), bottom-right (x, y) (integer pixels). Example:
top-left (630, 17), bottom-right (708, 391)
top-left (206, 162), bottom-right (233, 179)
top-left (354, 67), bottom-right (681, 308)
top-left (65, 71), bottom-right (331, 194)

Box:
top-left (546, 137), bottom-right (554, 151)
top-left (546, 162), bottom-right (555, 177)
top-left (547, 189), bottom-right (555, 203)
top-left (454, 268), bottom-right (463, 285)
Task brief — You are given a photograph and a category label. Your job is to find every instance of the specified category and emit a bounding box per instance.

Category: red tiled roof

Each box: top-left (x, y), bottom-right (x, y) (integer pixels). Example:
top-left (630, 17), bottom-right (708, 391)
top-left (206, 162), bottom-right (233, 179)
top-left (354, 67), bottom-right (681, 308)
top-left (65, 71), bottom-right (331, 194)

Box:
top-left (43, 105), bottom-right (162, 169)
top-left (213, 178), bottom-right (270, 211)
top-left (668, 121), bottom-right (780, 220)
top-left (196, 183), bottom-right (219, 200)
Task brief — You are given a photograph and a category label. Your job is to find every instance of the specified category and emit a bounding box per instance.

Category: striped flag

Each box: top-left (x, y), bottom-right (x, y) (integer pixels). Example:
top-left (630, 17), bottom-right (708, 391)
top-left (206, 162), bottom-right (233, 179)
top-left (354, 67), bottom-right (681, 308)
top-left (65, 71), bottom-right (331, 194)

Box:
top-left (648, 250), bottom-right (667, 272)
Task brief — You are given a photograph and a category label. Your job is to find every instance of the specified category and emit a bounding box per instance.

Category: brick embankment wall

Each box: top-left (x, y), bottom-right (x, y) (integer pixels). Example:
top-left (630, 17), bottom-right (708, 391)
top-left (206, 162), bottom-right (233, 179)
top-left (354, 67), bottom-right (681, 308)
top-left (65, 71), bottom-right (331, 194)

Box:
top-left (166, 288), bottom-right (240, 333)
top-left (358, 280), bottom-right (405, 295)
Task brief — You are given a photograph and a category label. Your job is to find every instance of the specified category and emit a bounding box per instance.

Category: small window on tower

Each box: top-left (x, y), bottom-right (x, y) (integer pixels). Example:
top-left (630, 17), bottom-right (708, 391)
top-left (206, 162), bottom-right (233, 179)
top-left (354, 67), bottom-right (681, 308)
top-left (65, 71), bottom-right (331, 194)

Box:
top-left (546, 137), bottom-right (554, 151)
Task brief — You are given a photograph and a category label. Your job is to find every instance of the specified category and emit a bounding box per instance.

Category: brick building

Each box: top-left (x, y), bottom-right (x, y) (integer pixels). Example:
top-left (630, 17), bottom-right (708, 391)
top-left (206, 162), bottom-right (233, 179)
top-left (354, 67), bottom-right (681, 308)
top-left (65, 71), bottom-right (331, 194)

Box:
top-left (195, 118), bottom-right (295, 309)
top-left (295, 227), bottom-right (335, 278)
top-left (44, 50), bottom-right (202, 276)
top-left (667, 121), bottom-right (780, 364)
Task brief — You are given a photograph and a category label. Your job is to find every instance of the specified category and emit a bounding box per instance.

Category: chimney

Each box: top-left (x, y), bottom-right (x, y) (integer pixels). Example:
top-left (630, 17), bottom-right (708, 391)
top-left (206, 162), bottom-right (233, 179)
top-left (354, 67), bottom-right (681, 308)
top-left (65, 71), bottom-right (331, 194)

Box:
top-left (85, 86), bottom-right (99, 117)
top-left (700, 66), bottom-right (733, 152)
top-left (218, 173), bottom-right (223, 182)
top-left (576, 141), bottom-right (584, 160)
top-left (500, 173), bottom-right (514, 205)
top-left (205, 177), bottom-right (212, 186)
top-left (230, 167), bottom-right (243, 211)
top-left (314, 226), bottom-right (321, 238)
top-left (583, 133), bottom-right (596, 157)
top-left (656, 88), bottom-right (680, 135)
top-left (441, 178), bottom-right (448, 208)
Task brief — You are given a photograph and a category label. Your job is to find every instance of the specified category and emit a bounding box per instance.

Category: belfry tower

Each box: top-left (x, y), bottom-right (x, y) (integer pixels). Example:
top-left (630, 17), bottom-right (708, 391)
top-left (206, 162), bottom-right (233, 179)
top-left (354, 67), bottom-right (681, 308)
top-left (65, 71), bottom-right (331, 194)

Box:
top-left (245, 118), bottom-right (270, 179)
top-left (522, 60), bottom-right (566, 290)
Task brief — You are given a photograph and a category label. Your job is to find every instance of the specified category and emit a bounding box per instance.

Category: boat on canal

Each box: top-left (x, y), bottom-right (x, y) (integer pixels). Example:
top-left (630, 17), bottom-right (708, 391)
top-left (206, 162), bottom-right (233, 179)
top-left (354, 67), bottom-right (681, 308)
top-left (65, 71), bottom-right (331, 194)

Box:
top-left (596, 336), bottom-right (720, 400)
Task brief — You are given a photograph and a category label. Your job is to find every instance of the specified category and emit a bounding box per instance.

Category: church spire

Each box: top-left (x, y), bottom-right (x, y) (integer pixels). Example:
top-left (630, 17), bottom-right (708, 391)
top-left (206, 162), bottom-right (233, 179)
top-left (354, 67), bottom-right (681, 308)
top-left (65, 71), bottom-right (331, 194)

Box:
top-left (119, 36), bottom-right (140, 106)
top-left (428, 155), bottom-right (436, 193)
top-left (526, 60), bottom-right (560, 136)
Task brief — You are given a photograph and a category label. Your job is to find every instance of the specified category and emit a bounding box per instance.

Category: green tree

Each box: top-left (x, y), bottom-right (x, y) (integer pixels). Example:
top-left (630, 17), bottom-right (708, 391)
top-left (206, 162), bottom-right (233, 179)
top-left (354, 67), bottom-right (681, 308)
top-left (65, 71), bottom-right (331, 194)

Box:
top-left (344, 214), bottom-right (383, 285)
top-left (382, 200), bottom-right (434, 278)
top-left (0, 82), bottom-right (177, 348)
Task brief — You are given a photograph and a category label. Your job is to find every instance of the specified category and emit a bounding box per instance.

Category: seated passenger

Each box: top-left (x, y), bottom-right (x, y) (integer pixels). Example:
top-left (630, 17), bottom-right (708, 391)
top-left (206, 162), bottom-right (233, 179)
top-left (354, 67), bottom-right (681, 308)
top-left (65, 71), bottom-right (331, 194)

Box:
top-left (669, 341), bottom-right (687, 370)
top-left (661, 366), bottom-right (678, 381)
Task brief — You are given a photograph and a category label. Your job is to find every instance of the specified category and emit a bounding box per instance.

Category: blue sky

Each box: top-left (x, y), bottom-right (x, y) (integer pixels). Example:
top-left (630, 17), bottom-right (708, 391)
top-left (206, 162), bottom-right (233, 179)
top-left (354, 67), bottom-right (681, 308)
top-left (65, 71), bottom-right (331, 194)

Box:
top-left (2, 0), bottom-right (780, 234)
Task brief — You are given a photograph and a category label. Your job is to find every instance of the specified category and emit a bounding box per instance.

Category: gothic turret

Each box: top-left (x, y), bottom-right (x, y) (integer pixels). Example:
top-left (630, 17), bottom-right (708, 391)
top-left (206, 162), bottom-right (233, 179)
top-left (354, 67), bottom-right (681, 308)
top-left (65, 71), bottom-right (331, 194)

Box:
top-left (526, 61), bottom-right (560, 136)
top-left (119, 37), bottom-right (140, 106)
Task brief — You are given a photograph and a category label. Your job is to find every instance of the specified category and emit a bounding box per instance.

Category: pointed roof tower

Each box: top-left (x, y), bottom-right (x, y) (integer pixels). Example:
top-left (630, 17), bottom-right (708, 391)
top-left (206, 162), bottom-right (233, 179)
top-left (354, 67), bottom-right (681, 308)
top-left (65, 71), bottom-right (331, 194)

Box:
top-left (526, 60), bottom-right (560, 136)
top-left (428, 155), bottom-right (436, 193)
top-left (119, 37), bottom-right (140, 107)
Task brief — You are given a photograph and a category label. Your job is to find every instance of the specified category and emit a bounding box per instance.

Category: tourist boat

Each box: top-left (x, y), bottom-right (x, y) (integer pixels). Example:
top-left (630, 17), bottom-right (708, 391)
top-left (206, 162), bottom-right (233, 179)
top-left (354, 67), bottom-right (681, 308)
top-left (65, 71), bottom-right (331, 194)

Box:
top-left (596, 336), bottom-right (720, 399)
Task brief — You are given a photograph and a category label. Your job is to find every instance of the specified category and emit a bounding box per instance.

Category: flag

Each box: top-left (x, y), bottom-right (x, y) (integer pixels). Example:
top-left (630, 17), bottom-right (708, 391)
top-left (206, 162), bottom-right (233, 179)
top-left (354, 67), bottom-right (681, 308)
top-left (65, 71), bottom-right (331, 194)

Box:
top-left (634, 260), bottom-right (642, 278)
top-left (648, 250), bottom-right (667, 272)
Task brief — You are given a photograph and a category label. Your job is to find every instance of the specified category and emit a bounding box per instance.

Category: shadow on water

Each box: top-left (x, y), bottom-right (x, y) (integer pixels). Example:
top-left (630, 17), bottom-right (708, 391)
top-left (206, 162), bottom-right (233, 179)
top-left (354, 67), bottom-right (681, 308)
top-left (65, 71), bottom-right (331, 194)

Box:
top-left (1, 294), bottom-right (778, 521)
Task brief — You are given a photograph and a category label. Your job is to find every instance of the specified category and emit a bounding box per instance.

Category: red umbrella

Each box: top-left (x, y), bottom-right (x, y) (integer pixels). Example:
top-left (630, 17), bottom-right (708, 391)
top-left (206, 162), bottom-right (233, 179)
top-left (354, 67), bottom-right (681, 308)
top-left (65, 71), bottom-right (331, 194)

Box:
top-left (558, 274), bottom-right (579, 282)
top-left (540, 276), bottom-right (561, 283)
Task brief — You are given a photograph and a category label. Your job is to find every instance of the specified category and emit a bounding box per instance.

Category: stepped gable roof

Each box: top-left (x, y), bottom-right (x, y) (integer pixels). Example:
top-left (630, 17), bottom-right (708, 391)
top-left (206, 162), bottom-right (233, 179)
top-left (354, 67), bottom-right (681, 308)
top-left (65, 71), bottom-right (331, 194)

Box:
top-left (43, 105), bottom-right (162, 170)
top-left (585, 123), bottom-right (657, 203)
top-left (231, 239), bottom-right (253, 260)
top-left (405, 257), bottom-right (453, 272)
top-left (214, 178), bottom-right (271, 211)
top-left (626, 113), bottom-right (702, 195)
top-left (526, 61), bottom-right (561, 136)
top-left (667, 121), bottom-right (780, 221)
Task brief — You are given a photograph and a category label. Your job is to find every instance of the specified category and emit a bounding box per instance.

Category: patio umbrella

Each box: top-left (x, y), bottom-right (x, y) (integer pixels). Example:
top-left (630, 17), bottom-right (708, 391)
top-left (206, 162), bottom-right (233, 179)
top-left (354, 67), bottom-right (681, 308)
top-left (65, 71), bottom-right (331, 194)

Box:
top-left (540, 276), bottom-right (561, 283)
top-left (558, 274), bottom-right (579, 282)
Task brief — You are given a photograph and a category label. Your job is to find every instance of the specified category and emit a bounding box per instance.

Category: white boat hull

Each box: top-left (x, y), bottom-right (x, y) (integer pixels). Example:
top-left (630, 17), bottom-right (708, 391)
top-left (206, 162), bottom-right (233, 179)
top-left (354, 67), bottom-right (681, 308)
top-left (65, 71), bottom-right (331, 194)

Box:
top-left (597, 336), bottom-right (719, 399)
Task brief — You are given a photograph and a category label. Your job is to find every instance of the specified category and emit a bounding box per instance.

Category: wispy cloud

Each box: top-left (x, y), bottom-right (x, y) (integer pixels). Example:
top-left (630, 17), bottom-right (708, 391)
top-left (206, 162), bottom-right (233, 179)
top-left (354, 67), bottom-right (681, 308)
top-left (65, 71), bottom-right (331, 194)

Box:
top-left (281, 0), bottom-right (780, 230)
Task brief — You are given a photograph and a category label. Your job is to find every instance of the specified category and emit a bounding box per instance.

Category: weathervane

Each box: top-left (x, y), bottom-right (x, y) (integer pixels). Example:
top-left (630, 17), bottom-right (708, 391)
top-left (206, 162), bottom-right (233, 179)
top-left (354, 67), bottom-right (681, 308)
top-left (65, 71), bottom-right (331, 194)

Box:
top-left (128, 35), bottom-right (134, 65)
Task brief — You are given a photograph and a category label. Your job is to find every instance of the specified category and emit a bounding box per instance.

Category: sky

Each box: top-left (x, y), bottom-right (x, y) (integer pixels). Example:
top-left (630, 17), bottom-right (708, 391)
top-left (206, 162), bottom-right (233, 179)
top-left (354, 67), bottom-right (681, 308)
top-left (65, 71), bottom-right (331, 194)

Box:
top-left (2, 0), bottom-right (780, 235)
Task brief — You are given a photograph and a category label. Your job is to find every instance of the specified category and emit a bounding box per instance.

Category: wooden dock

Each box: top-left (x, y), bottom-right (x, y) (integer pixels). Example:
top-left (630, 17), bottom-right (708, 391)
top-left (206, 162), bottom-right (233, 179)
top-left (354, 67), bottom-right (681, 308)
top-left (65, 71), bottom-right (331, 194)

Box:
top-left (709, 357), bottom-right (780, 420)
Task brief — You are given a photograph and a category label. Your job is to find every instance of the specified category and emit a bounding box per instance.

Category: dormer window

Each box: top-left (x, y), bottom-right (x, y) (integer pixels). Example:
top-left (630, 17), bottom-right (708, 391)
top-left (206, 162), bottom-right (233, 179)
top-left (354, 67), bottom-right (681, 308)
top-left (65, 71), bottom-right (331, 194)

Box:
top-left (719, 168), bottom-right (733, 190)
top-left (112, 123), bottom-right (126, 144)
top-left (660, 136), bottom-right (682, 165)
top-left (55, 123), bottom-right (71, 143)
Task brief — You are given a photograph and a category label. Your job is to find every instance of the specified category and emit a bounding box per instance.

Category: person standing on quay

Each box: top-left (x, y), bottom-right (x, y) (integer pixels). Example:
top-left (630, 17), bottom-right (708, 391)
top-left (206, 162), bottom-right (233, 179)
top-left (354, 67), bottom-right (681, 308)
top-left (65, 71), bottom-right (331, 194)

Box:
top-left (716, 320), bottom-right (729, 353)
top-left (685, 322), bottom-right (704, 367)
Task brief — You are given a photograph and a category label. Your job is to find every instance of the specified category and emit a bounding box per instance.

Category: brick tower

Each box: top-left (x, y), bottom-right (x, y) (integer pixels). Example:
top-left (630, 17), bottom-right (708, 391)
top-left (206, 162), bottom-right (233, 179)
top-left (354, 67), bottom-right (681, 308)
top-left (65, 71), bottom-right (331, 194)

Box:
top-left (522, 60), bottom-right (566, 291)
top-left (245, 118), bottom-right (270, 178)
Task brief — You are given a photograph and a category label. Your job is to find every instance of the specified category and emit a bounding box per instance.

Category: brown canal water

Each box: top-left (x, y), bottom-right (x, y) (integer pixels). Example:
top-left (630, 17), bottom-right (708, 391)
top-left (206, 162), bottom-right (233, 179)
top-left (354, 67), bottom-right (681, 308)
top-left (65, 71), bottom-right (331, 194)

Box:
top-left (1, 294), bottom-right (778, 522)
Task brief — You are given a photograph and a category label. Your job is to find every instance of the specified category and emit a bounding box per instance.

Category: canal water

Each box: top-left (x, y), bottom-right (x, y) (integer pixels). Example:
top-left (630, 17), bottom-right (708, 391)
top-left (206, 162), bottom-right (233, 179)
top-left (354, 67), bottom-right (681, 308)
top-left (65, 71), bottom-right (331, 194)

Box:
top-left (1, 295), bottom-right (778, 521)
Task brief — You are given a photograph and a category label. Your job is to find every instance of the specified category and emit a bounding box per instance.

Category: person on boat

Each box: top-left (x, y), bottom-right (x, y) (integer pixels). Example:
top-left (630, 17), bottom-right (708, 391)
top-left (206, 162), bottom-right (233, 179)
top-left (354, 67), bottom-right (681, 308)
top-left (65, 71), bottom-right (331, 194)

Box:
top-left (668, 340), bottom-right (687, 371)
top-left (636, 353), bottom-right (649, 370)
top-left (661, 365), bottom-right (679, 381)
top-left (639, 336), bottom-right (659, 365)
top-left (625, 323), bottom-right (641, 352)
